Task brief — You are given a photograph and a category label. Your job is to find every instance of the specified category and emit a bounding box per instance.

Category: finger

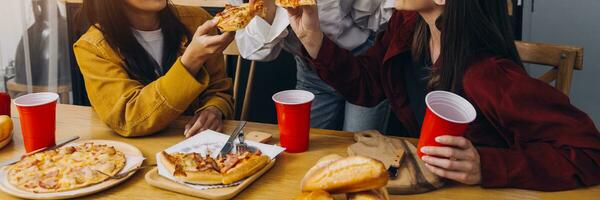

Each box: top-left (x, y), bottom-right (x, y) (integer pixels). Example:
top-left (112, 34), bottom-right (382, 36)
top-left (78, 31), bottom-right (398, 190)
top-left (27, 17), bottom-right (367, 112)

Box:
top-left (203, 32), bottom-right (235, 47)
top-left (420, 146), bottom-right (473, 160)
top-left (284, 7), bottom-right (302, 17)
top-left (184, 115), bottom-right (199, 135)
top-left (425, 163), bottom-right (470, 184)
top-left (435, 136), bottom-right (472, 149)
top-left (186, 113), bottom-right (209, 138)
top-left (216, 124), bottom-right (224, 133)
top-left (302, 5), bottom-right (317, 15)
top-left (422, 156), bottom-right (475, 172)
top-left (201, 113), bottom-right (217, 131)
top-left (195, 18), bottom-right (219, 37)
top-left (208, 120), bottom-right (221, 131)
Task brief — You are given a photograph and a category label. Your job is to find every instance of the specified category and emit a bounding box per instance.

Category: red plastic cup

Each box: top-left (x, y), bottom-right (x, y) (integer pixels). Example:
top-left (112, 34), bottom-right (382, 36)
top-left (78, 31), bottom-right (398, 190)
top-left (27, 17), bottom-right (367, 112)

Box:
top-left (272, 90), bottom-right (315, 153)
top-left (0, 92), bottom-right (10, 116)
top-left (417, 91), bottom-right (477, 158)
top-left (14, 92), bottom-right (59, 153)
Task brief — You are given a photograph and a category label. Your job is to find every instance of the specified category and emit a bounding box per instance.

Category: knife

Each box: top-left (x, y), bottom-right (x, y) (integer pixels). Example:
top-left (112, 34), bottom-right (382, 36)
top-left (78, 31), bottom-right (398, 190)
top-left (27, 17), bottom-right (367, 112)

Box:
top-left (0, 136), bottom-right (80, 167)
top-left (219, 121), bottom-right (247, 158)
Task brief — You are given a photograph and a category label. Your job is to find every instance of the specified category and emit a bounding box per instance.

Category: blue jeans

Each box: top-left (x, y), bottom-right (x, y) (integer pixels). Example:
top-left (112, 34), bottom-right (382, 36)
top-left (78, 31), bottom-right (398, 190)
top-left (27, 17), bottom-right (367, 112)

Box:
top-left (295, 56), bottom-right (390, 132)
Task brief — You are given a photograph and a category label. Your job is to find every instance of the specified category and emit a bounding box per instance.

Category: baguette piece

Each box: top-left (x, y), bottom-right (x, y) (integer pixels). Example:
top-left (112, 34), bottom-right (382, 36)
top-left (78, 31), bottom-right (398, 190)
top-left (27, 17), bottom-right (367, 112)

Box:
top-left (295, 190), bottom-right (334, 200)
top-left (302, 156), bottom-right (389, 194)
top-left (347, 188), bottom-right (390, 200)
top-left (301, 154), bottom-right (344, 187)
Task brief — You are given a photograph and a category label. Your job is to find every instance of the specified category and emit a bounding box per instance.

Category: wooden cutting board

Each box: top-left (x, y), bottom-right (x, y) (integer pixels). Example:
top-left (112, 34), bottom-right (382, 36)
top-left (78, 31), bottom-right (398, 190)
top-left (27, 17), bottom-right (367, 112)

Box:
top-left (144, 131), bottom-right (275, 200)
top-left (145, 159), bottom-right (275, 200)
top-left (347, 131), bottom-right (444, 194)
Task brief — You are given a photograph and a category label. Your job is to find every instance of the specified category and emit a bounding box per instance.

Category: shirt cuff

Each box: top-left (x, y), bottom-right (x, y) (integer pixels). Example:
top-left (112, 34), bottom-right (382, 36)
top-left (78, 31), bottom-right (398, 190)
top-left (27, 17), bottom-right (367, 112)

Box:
top-left (157, 58), bottom-right (209, 112)
top-left (477, 147), bottom-right (510, 188)
top-left (307, 37), bottom-right (339, 68)
top-left (242, 6), bottom-right (290, 44)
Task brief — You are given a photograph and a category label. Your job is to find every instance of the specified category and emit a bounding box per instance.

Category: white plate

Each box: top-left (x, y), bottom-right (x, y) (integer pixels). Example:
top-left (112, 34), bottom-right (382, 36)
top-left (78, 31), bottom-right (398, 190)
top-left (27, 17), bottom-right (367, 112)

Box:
top-left (0, 140), bottom-right (144, 199)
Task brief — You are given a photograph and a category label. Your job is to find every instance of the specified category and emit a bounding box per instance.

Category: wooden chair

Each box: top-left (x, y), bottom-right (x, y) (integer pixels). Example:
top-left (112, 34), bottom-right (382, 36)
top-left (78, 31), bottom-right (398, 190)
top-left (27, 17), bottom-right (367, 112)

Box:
top-left (223, 41), bottom-right (257, 121)
top-left (516, 41), bottom-right (584, 95)
top-left (6, 79), bottom-right (71, 103)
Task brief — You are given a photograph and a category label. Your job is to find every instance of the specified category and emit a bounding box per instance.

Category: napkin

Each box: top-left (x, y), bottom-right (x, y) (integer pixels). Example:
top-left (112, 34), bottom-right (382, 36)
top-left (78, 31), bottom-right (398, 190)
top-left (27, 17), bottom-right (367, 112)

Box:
top-left (156, 130), bottom-right (285, 190)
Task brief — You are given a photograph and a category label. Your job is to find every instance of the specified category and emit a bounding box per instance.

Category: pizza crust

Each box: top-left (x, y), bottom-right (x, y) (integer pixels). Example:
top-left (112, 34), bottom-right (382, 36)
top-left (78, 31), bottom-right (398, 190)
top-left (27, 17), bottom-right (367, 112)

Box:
top-left (222, 154), bottom-right (269, 184)
top-left (275, 0), bottom-right (317, 8)
top-left (216, 0), bottom-right (266, 32)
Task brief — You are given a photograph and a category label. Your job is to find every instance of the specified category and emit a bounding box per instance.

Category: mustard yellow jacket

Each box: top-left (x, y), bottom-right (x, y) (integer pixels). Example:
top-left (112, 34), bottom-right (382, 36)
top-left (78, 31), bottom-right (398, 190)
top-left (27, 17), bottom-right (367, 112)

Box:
top-left (74, 6), bottom-right (233, 137)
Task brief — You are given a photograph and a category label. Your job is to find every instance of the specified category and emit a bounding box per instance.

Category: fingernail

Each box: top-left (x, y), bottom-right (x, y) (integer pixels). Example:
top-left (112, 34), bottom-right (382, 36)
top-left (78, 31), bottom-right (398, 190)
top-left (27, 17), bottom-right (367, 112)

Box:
top-left (211, 18), bottom-right (219, 24)
top-left (435, 137), bottom-right (444, 143)
top-left (422, 156), bottom-right (431, 162)
top-left (421, 147), bottom-right (430, 154)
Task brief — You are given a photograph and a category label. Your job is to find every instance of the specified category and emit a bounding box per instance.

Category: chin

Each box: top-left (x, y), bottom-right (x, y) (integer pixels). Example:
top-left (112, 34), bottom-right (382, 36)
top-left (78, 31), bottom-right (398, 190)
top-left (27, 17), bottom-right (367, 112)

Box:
top-left (395, 0), bottom-right (414, 11)
top-left (145, 0), bottom-right (168, 12)
top-left (127, 0), bottom-right (167, 12)
top-left (394, 0), bottom-right (432, 11)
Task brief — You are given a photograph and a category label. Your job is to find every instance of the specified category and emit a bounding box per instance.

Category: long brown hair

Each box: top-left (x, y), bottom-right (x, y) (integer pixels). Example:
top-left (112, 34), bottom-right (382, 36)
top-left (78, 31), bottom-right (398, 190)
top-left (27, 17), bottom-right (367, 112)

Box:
top-left (76, 0), bottom-right (191, 85)
top-left (412, 0), bottom-right (522, 92)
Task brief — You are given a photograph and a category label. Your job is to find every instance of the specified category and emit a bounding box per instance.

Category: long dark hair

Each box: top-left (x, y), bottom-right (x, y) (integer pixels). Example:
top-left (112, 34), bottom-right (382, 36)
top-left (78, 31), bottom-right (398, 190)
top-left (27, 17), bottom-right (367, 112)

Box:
top-left (412, 0), bottom-right (522, 92)
top-left (76, 0), bottom-right (191, 85)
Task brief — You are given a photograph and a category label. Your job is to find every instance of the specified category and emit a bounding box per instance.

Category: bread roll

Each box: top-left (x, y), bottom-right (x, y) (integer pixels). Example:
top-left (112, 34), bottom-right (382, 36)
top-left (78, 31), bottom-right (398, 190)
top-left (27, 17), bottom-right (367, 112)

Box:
top-left (302, 156), bottom-right (389, 194)
top-left (347, 187), bottom-right (390, 200)
top-left (301, 154), bottom-right (344, 187)
top-left (294, 190), bottom-right (334, 200)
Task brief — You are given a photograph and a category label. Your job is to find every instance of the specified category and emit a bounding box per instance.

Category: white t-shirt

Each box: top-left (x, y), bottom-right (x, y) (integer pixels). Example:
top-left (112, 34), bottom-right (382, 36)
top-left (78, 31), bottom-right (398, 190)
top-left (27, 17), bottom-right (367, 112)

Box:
top-left (133, 29), bottom-right (164, 67)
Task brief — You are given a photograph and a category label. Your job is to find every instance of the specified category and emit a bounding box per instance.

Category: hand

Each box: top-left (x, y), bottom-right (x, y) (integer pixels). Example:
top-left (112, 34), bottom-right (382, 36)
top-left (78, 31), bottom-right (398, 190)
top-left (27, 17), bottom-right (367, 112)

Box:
top-left (420, 136), bottom-right (482, 185)
top-left (184, 107), bottom-right (224, 138)
top-left (181, 19), bottom-right (235, 74)
top-left (250, 0), bottom-right (276, 24)
top-left (285, 5), bottom-right (323, 59)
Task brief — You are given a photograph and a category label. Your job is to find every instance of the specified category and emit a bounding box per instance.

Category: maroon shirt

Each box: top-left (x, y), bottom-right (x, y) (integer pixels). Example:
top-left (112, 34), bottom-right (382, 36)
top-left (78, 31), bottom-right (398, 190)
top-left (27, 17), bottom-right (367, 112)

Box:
top-left (309, 11), bottom-right (600, 191)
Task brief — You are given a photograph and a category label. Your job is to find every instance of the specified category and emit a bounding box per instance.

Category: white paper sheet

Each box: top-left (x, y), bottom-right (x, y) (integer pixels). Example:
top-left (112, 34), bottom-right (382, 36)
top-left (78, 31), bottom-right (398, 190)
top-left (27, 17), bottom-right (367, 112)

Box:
top-left (156, 130), bottom-right (285, 190)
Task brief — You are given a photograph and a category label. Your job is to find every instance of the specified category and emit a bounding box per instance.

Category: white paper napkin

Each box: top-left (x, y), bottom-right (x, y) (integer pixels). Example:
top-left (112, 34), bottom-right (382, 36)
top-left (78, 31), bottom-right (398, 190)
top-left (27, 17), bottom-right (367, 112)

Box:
top-left (156, 130), bottom-right (285, 190)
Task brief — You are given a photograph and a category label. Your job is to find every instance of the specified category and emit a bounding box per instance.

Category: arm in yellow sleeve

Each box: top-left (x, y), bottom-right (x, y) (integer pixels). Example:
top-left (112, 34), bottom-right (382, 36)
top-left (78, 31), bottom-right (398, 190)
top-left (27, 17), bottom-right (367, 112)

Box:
top-left (194, 51), bottom-right (234, 119)
top-left (74, 39), bottom-right (211, 137)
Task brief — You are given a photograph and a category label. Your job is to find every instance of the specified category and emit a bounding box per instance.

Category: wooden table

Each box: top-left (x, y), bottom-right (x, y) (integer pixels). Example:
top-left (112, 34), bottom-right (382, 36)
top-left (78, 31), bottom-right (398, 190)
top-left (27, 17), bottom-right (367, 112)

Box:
top-left (1, 104), bottom-right (599, 200)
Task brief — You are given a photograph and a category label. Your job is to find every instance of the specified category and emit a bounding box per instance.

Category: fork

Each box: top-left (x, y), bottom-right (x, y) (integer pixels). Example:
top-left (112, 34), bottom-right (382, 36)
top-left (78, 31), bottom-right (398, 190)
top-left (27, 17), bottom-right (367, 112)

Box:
top-left (236, 131), bottom-right (257, 153)
top-left (96, 164), bottom-right (157, 179)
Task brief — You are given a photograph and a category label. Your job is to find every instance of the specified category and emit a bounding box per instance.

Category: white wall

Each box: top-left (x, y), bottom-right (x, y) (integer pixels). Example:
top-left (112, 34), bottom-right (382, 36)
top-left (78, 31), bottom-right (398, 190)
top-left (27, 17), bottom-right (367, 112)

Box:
top-left (0, 0), bottom-right (26, 70)
top-left (522, 0), bottom-right (600, 127)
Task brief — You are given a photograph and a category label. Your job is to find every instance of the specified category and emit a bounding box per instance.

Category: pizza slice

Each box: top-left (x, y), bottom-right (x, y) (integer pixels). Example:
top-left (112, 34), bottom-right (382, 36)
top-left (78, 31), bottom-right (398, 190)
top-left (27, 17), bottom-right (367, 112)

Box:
top-left (215, 0), bottom-right (266, 32)
top-left (159, 150), bottom-right (270, 185)
top-left (275, 0), bottom-right (317, 8)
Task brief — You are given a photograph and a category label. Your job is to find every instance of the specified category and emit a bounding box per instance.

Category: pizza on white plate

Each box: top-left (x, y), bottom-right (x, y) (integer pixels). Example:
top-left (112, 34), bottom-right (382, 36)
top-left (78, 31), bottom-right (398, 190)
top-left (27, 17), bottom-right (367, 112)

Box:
top-left (275, 0), bottom-right (317, 8)
top-left (6, 143), bottom-right (126, 193)
top-left (159, 149), bottom-right (269, 185)
top-left (215, 0), bottom-right (266, 32)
